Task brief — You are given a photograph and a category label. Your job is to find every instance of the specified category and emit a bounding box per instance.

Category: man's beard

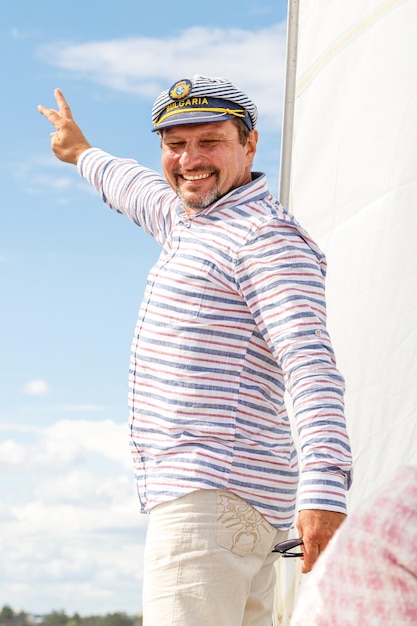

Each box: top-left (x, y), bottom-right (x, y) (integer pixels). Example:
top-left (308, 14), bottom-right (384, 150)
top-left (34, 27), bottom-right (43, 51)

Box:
top-left (174, 169), bottom-right (221, 211)
top-left (175, 183), bottom-right (222, 211)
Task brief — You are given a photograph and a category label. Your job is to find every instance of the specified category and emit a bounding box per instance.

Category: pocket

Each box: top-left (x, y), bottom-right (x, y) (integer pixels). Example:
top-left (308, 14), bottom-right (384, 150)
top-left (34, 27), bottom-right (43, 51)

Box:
top-left (151, 257), bottom-right (214, 322)
top-left (216, 491), bottom-right (276, 557)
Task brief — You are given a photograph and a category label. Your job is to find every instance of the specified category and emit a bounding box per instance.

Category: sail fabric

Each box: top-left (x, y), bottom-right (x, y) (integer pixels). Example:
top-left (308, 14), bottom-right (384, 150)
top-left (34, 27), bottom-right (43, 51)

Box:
top-left (274, 1), bottom-right (417, 623)
top-left (284, 0), bottom-right (417, 512)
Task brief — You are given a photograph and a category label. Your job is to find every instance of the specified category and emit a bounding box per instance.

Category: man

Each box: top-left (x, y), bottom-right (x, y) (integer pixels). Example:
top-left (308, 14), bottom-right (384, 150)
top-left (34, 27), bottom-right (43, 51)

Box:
top-left (38, 75), bottom-right (352, 626)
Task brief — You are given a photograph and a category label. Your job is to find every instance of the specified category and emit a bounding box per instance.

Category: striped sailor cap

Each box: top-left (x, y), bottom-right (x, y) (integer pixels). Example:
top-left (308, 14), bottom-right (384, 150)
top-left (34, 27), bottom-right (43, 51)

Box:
top-left (151, 74), bottom-right (258, 132)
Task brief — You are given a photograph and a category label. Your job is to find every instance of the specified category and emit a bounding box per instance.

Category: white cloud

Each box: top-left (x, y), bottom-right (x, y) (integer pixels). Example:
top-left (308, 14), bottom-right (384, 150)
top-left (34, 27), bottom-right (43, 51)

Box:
top-left (0, 418), bottom-right (146, 613)
top-left (0, 440), bottom-right (26, 466)
top-left (1, 493), bottom-right (146, 613)
top-left (43, 418), bottom-right (132, 468)
top-left (22, 379), bottom-right (52, 397)
top-left (57, 403), bottom-right (106, 412)
top-left (11, 28), bottom-right (28, 41)
top-left (13, 152), bottom-right (89, 197)
top-left (26, 24), bottom-right (286, 197)
top-left (33, 469), bottom-right (132, 507)
top-left (28, 173), bottom-right (74, 191)
top-left (0, 419), bottom-right (131, 471)
top-left (38, 23), bottom-right (287, 129)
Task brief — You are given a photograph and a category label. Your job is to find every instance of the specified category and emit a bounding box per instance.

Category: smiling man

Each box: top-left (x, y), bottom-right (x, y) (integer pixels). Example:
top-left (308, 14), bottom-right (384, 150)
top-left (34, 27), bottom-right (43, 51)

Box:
top-left (160, 120), bottom-right (257, 211)
top-left (38, 75), bottom-right (352, 626)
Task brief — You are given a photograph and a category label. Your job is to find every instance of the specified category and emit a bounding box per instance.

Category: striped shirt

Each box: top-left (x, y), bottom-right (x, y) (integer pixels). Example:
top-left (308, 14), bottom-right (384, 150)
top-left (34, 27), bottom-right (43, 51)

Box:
top-left (78, 148), bottom-right (352, 529)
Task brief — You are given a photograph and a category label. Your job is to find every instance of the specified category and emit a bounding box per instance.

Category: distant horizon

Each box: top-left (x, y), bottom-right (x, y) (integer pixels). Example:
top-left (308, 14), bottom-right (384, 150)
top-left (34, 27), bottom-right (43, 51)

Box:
top-left (0, 605), bottom-right (143, 626)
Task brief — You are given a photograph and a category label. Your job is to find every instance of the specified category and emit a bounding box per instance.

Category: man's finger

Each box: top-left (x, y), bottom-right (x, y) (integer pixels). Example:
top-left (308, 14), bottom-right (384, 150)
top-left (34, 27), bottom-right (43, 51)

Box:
top-left (301, 539), bottom-right (319, 573)
top-left (54, 88), bottom-right (74, 120)
top-left (37, 103), bottom-right (62, 129)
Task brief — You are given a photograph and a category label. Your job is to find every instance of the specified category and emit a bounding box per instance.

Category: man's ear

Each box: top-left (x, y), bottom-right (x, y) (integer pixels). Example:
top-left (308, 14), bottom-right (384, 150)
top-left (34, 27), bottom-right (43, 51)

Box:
top-left (246, 129), bottom-right (258, 163)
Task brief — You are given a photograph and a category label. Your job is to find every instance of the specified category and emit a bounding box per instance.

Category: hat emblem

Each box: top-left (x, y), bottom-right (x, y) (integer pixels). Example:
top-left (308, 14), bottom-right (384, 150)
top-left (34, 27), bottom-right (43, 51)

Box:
top-left (169, 79), bottom-right (192, 100)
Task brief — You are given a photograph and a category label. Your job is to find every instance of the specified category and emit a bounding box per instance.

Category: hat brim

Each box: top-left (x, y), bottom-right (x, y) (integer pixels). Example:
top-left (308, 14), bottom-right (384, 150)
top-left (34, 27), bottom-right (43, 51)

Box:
top-left (152, 110), bottom-right (252, 132)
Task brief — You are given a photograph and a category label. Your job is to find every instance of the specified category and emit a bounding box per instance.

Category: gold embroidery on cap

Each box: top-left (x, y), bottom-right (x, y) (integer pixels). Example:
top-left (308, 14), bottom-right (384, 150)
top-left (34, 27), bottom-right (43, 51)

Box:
top-left (169, 79), bottom-right (192, 100)
top-left (155, 105), bottom-right (246, 127)
top-left (166, 97), bottom-right (209, 113)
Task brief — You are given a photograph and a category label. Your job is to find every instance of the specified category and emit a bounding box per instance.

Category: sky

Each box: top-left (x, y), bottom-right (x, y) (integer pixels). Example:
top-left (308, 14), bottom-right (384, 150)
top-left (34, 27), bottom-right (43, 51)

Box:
top-left (0, 0), bottom-right (289, 617)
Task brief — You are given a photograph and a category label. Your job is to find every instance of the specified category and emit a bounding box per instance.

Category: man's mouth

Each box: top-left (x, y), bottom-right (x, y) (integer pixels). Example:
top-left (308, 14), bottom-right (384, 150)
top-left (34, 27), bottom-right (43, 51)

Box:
top-left (180, 172), bottom-right (213, 181)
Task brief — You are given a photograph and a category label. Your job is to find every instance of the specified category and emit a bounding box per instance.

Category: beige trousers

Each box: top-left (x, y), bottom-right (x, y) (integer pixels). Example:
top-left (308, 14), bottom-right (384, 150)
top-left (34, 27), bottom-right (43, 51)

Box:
top-left (143, 489), bottom-right (287, 626)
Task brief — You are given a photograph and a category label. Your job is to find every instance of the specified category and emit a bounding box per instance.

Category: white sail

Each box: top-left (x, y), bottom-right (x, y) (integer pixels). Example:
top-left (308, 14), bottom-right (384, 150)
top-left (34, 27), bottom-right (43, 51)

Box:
top-left (275, 0), bottom-right (417, 622)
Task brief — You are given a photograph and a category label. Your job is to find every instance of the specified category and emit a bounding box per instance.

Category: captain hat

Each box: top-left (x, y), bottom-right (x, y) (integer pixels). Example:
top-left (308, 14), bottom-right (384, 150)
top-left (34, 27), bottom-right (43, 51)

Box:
top-left (151, 74), bottom-right (258, 132)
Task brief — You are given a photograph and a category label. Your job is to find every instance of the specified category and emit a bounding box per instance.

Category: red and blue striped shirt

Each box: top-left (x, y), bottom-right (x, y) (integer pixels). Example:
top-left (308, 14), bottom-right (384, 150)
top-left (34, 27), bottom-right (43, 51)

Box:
top-left (79, 148), bottom-right (352, 528)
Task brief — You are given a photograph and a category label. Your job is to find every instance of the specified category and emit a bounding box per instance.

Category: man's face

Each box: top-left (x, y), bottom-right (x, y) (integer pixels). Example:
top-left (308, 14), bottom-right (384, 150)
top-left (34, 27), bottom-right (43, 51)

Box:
top-left (160, 120), bottom-right (258, 214)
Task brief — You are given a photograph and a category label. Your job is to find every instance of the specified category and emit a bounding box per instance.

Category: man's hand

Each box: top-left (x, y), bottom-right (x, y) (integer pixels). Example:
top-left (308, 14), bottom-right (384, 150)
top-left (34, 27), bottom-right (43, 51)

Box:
top-left (38, 88), bottom-right (91, 164)
top-left (296, 509), bottom-right (346, 573)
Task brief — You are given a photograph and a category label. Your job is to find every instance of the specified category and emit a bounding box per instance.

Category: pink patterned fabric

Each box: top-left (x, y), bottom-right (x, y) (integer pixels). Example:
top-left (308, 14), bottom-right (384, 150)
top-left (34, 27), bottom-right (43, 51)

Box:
top-left (291, 465), bottom-right (417, 625)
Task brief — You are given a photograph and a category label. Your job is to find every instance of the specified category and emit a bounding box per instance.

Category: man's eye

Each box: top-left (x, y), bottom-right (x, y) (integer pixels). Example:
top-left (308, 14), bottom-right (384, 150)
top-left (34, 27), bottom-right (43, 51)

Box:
top-left (200, 140), bottom-right (220, 147)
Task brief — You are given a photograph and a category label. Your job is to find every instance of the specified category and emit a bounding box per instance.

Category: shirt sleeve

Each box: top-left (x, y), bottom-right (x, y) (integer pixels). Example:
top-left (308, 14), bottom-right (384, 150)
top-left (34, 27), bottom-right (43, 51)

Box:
top-left (77, 147), bottom-right (178, 246)
top-left (235, 218), bottom-right (353, 514)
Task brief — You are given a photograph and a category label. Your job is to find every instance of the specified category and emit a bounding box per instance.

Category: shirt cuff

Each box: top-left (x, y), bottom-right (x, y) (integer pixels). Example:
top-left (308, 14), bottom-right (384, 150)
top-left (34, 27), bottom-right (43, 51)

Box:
top-left (298, 470), bottom-right (350, 514)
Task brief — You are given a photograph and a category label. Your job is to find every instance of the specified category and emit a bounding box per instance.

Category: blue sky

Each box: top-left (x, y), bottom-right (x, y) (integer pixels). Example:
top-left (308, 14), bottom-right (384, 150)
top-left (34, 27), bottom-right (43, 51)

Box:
top-left (1, 0), bottom-right (288, 616)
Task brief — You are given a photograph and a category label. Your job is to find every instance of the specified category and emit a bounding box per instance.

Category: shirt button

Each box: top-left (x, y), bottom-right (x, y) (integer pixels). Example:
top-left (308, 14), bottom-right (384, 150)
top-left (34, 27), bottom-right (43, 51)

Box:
top-left (315, 329), bottom-right (322, 337)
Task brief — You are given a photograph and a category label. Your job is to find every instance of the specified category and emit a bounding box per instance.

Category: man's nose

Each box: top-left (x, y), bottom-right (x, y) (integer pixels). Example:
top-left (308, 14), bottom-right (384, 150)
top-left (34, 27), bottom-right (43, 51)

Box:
top-left (178, 142), bottom-right (204, 169)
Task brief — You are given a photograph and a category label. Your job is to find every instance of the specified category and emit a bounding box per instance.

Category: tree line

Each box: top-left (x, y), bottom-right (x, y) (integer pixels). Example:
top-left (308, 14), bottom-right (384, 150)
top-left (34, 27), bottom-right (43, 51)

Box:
top-left (0, 606), bottom-right (142, 626)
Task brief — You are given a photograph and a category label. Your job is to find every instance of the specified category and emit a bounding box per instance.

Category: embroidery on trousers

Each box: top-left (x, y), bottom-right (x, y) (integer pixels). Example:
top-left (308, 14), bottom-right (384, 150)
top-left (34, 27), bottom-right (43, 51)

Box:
top-left (217, 492), bottom-right (272, 553)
